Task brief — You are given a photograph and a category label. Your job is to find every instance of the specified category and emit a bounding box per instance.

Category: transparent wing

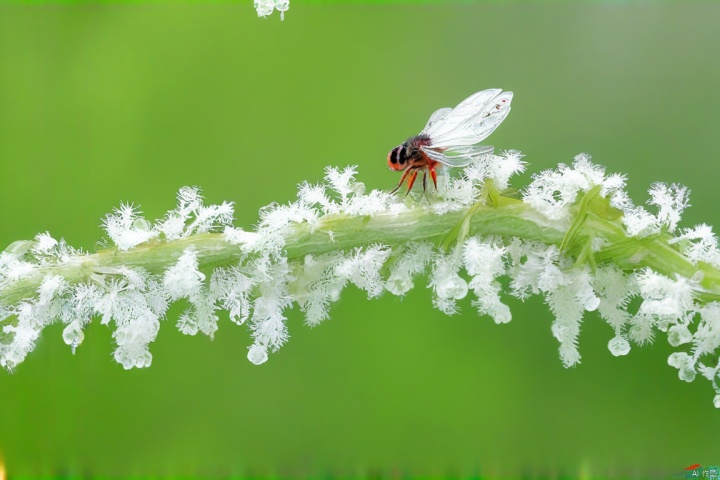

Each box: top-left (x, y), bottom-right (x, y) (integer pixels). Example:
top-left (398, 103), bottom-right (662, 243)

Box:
top-left (422, 89), bottom-right (513, 149)
top-left (422, 144), bottom-right (494, 167)
top-left (423, 107), bottom-right (452, 132)
top-left (422, 89), bottom-right (501, 138)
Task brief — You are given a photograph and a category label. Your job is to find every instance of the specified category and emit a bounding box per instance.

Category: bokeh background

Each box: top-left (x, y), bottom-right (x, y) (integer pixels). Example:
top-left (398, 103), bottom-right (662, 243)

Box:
top-left (1, 2), bottom-right (720, 478)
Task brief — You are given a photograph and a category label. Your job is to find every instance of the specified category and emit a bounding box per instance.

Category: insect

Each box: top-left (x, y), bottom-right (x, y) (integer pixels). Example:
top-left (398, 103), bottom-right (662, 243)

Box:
top-left (388, 88), bottom-right (513, 194)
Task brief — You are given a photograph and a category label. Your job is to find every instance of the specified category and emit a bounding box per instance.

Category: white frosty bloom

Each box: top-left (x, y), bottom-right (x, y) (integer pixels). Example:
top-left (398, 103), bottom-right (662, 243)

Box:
top-left (694, 303), bottom-right (720, 357)
top-left (671, 224), bottom-right (720, 268)
top-left (103, 203), bottom-right (157, 251)
top-left (335, 245), bottom-right (391, 299)
top-left (546, 268), bottom-right (599, 367)
top-left (259, 201), bottom-right (319, 234)
top-left (607, 336), bottom-right (631, 356)
top-left (164, 249), bottom-right (205, 301)
top-left (325, 165), bottom-right (359, 201)
top-left (432, 174), bottom-right (477, 214)
top-left (298, 182), bottom-right (333, 212)
top-left (593, 266), bottom-right (635, 355)
top-left (0, 251), bottom-right (35, 281)
top-left (211, 266), bottom-right (256, 325)
top-left (254, 0), bottom-right (289, 20)
top-left (62, 321), bottom-right (85, 352)
top-left (464, 150), bottom-right (526, 191)
top-left (288, 253), bottom-right (343, 326)
top-left (647, 183), bottom-right (689, 233)
top-left (248, 256), bottom-right (292, 354)
top-left (386, 242), bottom-right (434, 296)
top-left (248, 344), bottom-right (269, 365)
top-left (635, 269), bottom-right (694, 326)
top-left (463, 237), bottom-right (510, 324)
top-left (621, 183), bottom-right (690, 237)
top-left (429, 251), bottom-right (468, 315)
top-left (668, 351), bottom-right (697, 382)
top-left (4, 154), bottom-right (720, 406)
top-left (32, 232), bottom-right (58, 255)
top-left (509, 242), bottom-right (563, 298)
top-left (156, 187), bottom-right (235, 240)
top-left (523, 154), bottom-right (605, 221)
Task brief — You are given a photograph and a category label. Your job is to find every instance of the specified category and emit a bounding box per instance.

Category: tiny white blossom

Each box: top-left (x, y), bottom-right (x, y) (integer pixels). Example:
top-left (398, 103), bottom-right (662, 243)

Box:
top-left (32, 232), bottom-right (59, 255)
top-left (163, 249), bottom-right (205, 301)
top-left (694, 303), bottom-right (720, 357)
top-left (600, 172), bottom-right (627, 201)
top-left (608, 336), bottom-right (631, 356)
top-left (156, 187), bottom-right (235, 240)
top-left (254, 0), bottom-right (274, 17)
top-left (248, 344), bottom-right (269, 365)
top-left (224, 226), bottom-right (264, 254)
top-left (211, 266), bottom-right (256, 325)
top-left (492, 150), bottom-right (527, 190)
top-left (254, 0), bottom-right (288, 20)
top-left (335, 245), bottom-right (391, 298)
top-left (509, 242), bottom-right (563, 298)
top-left (635, 270), bottom-right (694, 326)
top-left (291, 253), bottom-right (344, 325)
top-left (594, 265), bottom-right (635, 349)
top-left (623, 205), bottom-right (662, 237)
top-left (62, 321), bottom-right (84, 353)
top-left (325, 165), bottom-right (359, 200)
top-left (386, 242), bottom-right (434, 296)
top-left (463, 237), bottom-right (510, 324)
top-left (0, 251), bottom-right (36, 281)
top-left (523, 155), bottom-right (603, 222)
top-left (103, 203), bottom-right (157, 251)
top-left (248, 257), bottom-right (292, 352)
top-left (667, 324), bottom-right (693, 347)
top-left (629, 312), bottom-right (655, 345)
top-left (671, 224), bottom-right (720, 268)
top-left (429, 251), bottom-right (468, 315)
top-left (298, 182), bottom-right (332, 212)
top-left (668, 351), bottom-right (696, 382)
top-left (546, 269), bottom-right (599, 367)
top-left (647, 183), bottom-right (689, 233)
top-left (177, 310), bottom-right (200, 336)
top-left (463, 151), bottom-right (526, 192)
top-left (432, 174), bottom-right (476, 214)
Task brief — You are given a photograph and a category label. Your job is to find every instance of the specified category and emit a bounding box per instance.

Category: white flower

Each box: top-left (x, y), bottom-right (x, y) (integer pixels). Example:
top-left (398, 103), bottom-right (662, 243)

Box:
top-left (4, 154), bottom-right (720, 407)
top-left (102, 203), bottom-right (157, 251)
top-left (255, 0), bottom-right (289, 21)
top-left (463, 237), bottom-right (510, 324)
top-left (164, 249), bottom-right (205, 301)
top-left (386, 242), bottom-right (434, 296)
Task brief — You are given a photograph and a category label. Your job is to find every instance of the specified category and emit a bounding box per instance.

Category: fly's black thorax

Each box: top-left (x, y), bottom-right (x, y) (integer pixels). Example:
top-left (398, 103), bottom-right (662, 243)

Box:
top-left (389, 134), bottom-right (431, 169)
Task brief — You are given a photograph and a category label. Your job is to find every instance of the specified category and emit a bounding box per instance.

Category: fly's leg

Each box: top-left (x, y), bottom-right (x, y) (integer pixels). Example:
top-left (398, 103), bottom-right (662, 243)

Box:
top-left (390, 168), bottom-right (412, 194)
top-left (405, 170), bottom-right (419, 196)
top-left (422, 171), bottom-right (431, 204)
top-left (429, 165), bottom-right (438, 191)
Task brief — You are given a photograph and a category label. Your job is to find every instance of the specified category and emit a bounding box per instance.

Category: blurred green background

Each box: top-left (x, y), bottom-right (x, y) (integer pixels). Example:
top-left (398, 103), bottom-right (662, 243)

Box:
top-left (1, 2), bottom-right (720, 478)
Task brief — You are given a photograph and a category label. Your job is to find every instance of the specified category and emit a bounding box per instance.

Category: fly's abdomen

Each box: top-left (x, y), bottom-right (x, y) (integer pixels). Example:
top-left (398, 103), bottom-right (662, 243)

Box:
top-left (387, 144), bottom-right (409, 171)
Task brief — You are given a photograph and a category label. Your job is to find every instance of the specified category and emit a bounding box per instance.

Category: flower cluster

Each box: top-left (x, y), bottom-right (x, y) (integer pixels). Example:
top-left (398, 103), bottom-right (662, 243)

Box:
top-left (254, 0), bottom-right (289, 20)
top-left (2, 151), bottom-right (720, 407)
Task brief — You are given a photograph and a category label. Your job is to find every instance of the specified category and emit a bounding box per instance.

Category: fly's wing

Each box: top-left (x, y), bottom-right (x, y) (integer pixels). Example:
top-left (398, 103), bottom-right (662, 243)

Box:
top-left (424, 90), bottom-right (513, 149)
top-left (423, 107), bottom-right (452, 132)
top-left (422, 89), bottom-right (502, 139)
top-left (423, 144), bottom-right (494, 167)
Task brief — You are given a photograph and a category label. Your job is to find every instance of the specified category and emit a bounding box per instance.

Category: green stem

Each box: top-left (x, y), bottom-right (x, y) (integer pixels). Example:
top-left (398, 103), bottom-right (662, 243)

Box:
top-left (2, 199), bottom-right (720, 306)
